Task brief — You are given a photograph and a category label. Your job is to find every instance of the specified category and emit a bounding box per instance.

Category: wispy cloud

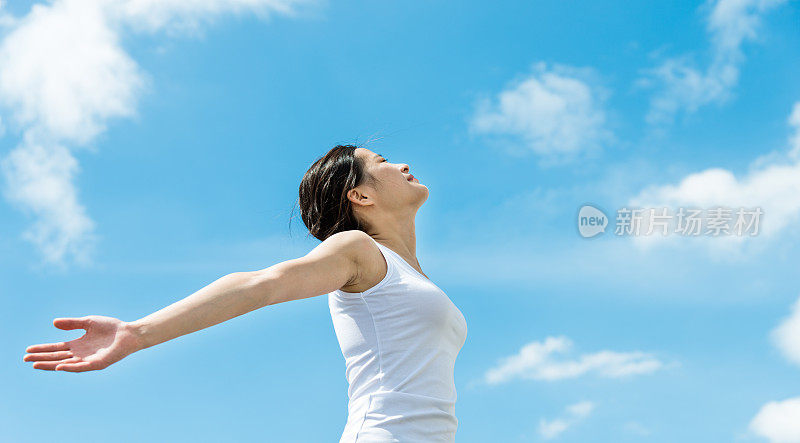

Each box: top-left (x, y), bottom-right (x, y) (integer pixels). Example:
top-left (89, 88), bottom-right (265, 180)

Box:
top-left (483, 336), bottom-right (663, 385)
top-left (0, 1), bottom-right (143, 264)
top-left (0, 1), bottom-right (16, 28)
top-left (0, 0), bottom-right (309, 265)
top-left (750, 397), bottom-right (800, 443)
top-left (469, 62), bottom-right (611, 165)
top-left (2, 138), bottom-right (96, 263)
top-left (639, 0), bottom-right (788, 125)
top-left (539, 401), bottom-right (595, 440)
top-left (621, 421), bottom-right (651, 437)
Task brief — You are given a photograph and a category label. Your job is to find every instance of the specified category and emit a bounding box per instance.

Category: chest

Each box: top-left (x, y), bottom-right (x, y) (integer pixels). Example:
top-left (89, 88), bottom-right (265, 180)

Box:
top-left (372, 275), bottom-right (467, 340)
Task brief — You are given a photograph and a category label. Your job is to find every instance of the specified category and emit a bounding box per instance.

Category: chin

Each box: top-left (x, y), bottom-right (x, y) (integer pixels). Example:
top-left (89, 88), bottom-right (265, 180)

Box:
top-left (417, 186), bottom-right (429, 204)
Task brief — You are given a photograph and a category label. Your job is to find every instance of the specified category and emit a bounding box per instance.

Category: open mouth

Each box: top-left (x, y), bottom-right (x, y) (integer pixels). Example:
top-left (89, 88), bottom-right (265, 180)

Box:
top-left (407, 174), bottom-right (417, 182)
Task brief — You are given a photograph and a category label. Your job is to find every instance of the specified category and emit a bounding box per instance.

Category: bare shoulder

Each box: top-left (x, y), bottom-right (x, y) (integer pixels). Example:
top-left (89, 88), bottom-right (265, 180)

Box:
top-left (259, 230), bottom-right (382, 304)
top-left (320, 230), bottom-right (375, 263)
top-left (325, 230), bottom-right (386, 293)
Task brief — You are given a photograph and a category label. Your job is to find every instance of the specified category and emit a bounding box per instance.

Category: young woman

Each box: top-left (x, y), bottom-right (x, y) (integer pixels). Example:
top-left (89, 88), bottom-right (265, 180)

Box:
top-left (23, 145), bottom-right (468, 442)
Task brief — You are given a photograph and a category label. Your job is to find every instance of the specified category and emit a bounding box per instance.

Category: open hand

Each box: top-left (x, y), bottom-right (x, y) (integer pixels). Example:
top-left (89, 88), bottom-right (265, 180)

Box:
top-left (23, 316), bottom-right (143, 372)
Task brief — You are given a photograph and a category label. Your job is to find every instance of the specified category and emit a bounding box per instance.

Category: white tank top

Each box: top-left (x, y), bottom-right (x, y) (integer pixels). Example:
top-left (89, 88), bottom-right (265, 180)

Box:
top-left (328, 236), bottom-right (468, 442)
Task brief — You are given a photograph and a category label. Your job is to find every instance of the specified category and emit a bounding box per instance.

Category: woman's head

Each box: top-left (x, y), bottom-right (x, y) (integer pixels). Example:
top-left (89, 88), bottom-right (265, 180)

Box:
top-left (298, 144), bottom-right (428, 241)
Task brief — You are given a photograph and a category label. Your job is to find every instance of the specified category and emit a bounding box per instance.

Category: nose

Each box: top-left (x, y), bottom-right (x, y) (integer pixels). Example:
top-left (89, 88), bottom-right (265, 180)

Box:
top-left (400, 164), bottom-right (410, 173)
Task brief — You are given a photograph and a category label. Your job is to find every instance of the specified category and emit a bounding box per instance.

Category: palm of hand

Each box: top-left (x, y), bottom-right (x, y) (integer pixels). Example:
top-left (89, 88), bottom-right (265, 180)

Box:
top-left (24, 316), bottom-right (141, 372)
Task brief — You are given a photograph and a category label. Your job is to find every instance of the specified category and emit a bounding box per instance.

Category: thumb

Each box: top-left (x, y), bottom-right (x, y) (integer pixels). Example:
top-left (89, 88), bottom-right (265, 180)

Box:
top-left (53, 317), bottom-right (89, 331)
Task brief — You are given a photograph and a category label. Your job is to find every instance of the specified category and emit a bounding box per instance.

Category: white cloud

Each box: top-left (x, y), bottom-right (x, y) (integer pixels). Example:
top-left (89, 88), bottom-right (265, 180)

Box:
top-left (750, 295), bottom-right (800, 442)
top-left (0, 0), bottom-right (307, 264)
top-left (772, 295), bottom-right (800, 367)
top-left (0, 2), bottom-right (144, 143)
top-left (484, 336), bottom-right (663, 385)
top-left (470, 62), bottom-right (611, 163)
top-left (2, 138), bottom-right (94, 264)
top-left (539, 401), bottom-right (595, 440)
top-left (627, 101), bottom-right (800, 254)
top-left (750, 397), bottom-right (800, 443)
top-left (641, 0), bottom-right (788, 125)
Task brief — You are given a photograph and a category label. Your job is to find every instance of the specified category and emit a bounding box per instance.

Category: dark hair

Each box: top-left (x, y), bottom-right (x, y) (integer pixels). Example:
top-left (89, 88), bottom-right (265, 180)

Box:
top-left (296, 144), bottom-right (375, 241)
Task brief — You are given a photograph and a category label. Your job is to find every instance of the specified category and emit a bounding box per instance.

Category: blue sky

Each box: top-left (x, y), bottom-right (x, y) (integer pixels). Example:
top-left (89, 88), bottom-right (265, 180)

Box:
top-left (2, 0), bottom-right (800, 441)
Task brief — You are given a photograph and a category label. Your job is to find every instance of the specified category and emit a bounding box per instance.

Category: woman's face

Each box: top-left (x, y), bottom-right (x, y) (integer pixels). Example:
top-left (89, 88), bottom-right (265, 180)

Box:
top-left (353, 147), bottom-right (429, 211)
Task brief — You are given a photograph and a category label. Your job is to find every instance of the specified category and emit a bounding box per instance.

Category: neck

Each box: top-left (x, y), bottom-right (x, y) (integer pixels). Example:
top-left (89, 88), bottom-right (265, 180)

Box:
top-left (365, 210), bottom-right (420, 264)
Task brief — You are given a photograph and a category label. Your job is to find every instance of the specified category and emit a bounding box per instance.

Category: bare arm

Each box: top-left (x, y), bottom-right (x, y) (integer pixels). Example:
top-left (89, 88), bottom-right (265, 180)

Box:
top-left (23, 230), bottom-right (372, 372)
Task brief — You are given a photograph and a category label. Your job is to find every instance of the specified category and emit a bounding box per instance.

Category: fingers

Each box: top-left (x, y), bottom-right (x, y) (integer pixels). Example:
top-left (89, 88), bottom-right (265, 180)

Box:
top-left (32, 356), bottom-right (80, 371)
top-left (25, 341), bottom-right (69, 353)
top-left (55, 360), bottom-right (100, 372)
top-left (53, 317), bottom-right (89, 331)
top-left (23, 350), bottom-right (73, 362)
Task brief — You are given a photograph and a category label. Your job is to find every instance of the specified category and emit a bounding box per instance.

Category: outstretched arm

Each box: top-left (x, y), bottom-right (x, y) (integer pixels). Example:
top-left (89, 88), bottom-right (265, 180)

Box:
top-left (23, 230), bottom-right (371, 373)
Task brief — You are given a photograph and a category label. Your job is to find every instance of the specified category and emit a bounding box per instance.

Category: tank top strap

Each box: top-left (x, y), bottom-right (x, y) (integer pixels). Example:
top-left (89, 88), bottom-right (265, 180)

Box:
top-left (369, 236), bottom-right (431, 282)
top-left (369, 236), bottom-right (401, 272)
top-left (346, 236), bottom-right (397, 296)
